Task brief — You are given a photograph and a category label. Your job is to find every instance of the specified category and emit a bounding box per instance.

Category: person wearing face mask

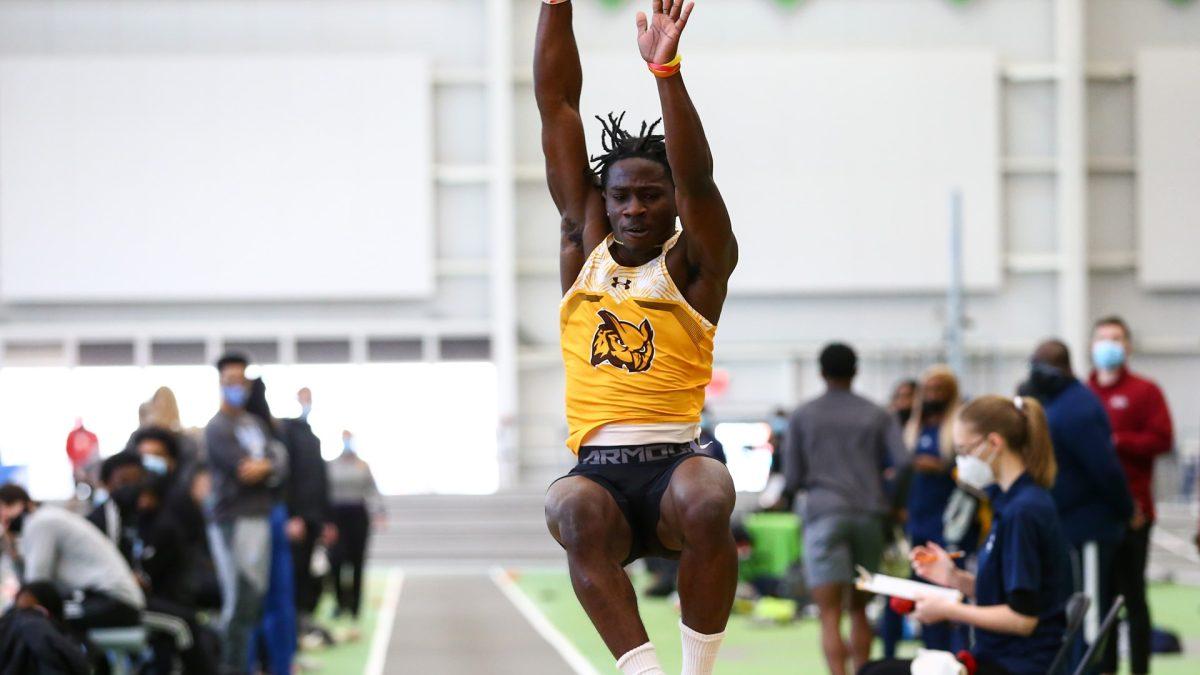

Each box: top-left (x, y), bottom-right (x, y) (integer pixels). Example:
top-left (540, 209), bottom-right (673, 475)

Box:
top-left (279, 386), bottom-right (334, 637)
top-left (900, 365), bottom-right (962, 651)
top-left (859, 395), bottom-right (1072, 675)
top-left (1018, 339), bottom-right (1132, 654)
top-left (877, 378), bottom-right (919, 658)
top-left (0, 482), bottom-right (145, 672)
top-left (129, 426), bottom-right (182, 483)
top-left (86, 450), bottom-right (149, 560)
top-left (325, 430), bottom-right (383, 626)
top-left (1086, 316), bottom-right (1174, 675)
top-left (204, 353), bottom-right (289, 674)
top-left (889, 379), bottom-right (918, 428)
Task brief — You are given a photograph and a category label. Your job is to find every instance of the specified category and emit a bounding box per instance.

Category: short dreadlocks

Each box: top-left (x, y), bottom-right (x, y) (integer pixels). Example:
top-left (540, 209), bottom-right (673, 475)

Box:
top-left (590, 112), bottom-right (672, 189)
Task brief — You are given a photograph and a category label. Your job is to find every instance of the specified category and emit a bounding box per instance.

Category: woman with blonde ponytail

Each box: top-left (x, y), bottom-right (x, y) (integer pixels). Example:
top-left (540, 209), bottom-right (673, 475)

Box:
top-left (895, 366), bottom-right (962, 651)
top-left (859, 395), bottom-right (1072, 675)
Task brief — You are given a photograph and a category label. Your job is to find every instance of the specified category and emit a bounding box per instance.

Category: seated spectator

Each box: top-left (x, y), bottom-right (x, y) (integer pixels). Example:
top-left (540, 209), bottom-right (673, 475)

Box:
top-left (0, 582), bottom-right (89, 674)
top-left (859, 395), bottom-right (1072, 675)
top-left (0, 483), bottom-right (144, 650)
top-left (134, 471), bottom-right (220, 675)
top-left (87, 451), bottom-right (148, 555)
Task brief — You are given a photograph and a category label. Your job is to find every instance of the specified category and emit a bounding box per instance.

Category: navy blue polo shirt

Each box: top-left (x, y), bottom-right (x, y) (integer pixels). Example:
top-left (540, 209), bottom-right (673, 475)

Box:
top-left (906, 425), bottom-right (956, 545)
top-left (973, 472), bottom-right (1071, 675)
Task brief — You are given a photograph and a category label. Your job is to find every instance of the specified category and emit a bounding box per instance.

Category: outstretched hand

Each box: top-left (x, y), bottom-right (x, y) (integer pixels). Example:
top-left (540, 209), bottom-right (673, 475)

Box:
top-left (636, 0), bottom-right (694, 65)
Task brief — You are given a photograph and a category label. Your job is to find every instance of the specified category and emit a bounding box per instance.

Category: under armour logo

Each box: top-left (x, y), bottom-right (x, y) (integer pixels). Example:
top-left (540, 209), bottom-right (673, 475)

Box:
top-left (611, 277), bottom-right (631, 290)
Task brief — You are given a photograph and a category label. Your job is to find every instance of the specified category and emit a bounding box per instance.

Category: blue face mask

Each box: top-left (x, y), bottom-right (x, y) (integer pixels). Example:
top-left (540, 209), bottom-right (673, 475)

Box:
top-left (300, 405), bottom-right (312, 420)
top-left (142, 454), bottom-right (169, 476)
top-left (1091, 340), bottom-right (1126, 371)
top-left (222, 384), bottom-right (247, 408)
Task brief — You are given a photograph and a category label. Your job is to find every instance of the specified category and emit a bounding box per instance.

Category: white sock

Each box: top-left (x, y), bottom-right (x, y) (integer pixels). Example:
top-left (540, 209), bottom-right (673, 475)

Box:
top-left (617, 642), bottom-right (665, 675)
top-left (680, 621), bottom-right (725, 675)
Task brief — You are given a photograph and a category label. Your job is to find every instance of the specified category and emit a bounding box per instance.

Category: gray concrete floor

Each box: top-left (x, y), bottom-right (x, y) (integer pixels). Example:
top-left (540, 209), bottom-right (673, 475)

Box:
top-left (383, 574), bottom-right (575, 674)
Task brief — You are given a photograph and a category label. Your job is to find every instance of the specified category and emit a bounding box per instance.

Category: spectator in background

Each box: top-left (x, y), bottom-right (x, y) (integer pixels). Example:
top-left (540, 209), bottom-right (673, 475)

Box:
top-left (861, 395), bottom-right (1073, 675)
top-left (327, 431), bottom-right (383, 627)
top-left (280, 387), bottom-right (334, 643)
top-left (1088, 316), bottom-right (1174, 675)
top-left (0, 581), bottom-right (89, 674)
top-left (889, 379), bottom-right (918, 428)
top-left (123, 474), bottom-right (220, 675)
top-left (878, 377), bottom-right (919, 658)
top-left (0, 484), bottom-right (144, 652)
top-left (205, 354), bottom-right (288, 674)
top-left (901, 365), bottom-right (962, 651)
top-left (65, 419), bottom-right (100, 498)
top-left (87, 450), bottom-right (148, 559)
top-left (242, 376), bottom-right (298, 675)
top-left (130, 426), bottom-right (182, 486)
top-left (1018, 339), bottom-right (1132, 652)
top-left (784, 343), bottom-right (907, 675)
top-left (132, 387), bottom-right (202, 466)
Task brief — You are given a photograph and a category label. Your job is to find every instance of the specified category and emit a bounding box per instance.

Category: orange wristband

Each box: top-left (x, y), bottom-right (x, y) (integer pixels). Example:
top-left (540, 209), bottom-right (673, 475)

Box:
top-left (648, 54), bottom-right (682, 78)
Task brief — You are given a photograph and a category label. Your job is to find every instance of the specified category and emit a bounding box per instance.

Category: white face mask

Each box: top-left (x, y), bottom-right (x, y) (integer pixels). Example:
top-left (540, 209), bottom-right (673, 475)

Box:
top-left (955, 439), bottom-right (997, 490)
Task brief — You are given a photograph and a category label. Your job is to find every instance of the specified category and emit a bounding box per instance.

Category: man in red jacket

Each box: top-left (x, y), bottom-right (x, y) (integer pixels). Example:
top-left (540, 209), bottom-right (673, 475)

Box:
top-left (1088, 315), bottom-right (1174, 675)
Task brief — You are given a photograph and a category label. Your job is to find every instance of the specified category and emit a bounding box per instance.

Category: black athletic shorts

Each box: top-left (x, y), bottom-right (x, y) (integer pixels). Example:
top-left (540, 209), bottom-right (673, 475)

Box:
top-left (552, 441), bottom-right (700, 566)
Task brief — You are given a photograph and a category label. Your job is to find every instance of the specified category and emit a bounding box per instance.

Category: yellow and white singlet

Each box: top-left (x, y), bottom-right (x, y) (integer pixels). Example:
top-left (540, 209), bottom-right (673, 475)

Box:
top-left (560, 230), bottom-right (716, 454)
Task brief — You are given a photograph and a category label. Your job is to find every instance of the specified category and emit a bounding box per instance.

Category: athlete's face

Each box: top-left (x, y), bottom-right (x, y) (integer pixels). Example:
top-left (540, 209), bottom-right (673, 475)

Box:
top-left (604, 158), bottom-right (677, 253)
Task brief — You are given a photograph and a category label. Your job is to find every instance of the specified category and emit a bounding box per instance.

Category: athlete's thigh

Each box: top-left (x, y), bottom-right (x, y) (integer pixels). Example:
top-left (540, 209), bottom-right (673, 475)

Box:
top-left (656, 455), bottom-right (735, 550)
top-left (545, 475), bottom-right (633, 563)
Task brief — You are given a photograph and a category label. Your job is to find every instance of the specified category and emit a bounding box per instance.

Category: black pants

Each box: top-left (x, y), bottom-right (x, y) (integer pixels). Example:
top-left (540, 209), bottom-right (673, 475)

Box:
top-left (63, 590), bottom-right (141, 675)
top-left (1102, 523), bottom-right (1152, 674)
top-left (290, 520), bottom-right (321, 616)
top-left (1069, 538), bottom-right (1117, 675)
top-left (858, 658), bottom-right (1011, 675)
top-left (329, 503), bottom-right (370, 619)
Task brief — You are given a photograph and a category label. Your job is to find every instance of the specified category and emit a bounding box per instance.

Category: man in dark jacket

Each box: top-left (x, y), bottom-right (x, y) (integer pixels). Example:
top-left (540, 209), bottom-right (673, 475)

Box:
top-left (1087, 316), bottom-right (1174, 675)
top-left (0, 582), bottom-right (89, 675)
top-left (281, 387), bottom-right (333, 629)
top-left (1019, 339), bottom-right (1133, 651)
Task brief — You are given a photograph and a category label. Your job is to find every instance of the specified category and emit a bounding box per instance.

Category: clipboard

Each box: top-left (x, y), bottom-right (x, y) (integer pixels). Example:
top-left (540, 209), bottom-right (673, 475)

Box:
top-left (854, 566), bottom-right (962, 602)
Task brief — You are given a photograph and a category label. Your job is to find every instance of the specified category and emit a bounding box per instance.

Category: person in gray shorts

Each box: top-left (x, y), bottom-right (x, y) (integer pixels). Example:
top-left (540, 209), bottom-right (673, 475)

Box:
top-left (784, 343), bottom-right (907, 675)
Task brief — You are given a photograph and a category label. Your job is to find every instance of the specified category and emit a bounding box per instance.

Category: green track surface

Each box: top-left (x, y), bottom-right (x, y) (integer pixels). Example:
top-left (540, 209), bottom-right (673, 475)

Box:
top-left (294, 568), bottom-right (387, 674)
top-left (513, 571), bottom-right (1200, 675)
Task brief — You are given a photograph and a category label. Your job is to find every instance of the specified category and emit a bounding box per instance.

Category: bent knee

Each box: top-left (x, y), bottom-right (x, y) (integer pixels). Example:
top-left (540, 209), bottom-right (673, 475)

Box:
top-left (545, 483), bottom-right (622, 551)
top-left (679, 490), bottom-right (735, 535)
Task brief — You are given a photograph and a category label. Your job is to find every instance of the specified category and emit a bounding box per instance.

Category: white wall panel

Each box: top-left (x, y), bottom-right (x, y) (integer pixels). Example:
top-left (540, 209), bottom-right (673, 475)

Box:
top-left (1135, 49), bottom-right (1200, 289)
top-left (577, 51), bottom-right (1001, 294)
top-left (0, 54), bottom-right (433, 302)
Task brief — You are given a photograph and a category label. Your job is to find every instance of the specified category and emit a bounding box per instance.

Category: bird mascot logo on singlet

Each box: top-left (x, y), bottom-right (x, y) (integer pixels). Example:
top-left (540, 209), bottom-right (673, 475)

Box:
top-left (590, 309), bottom-right (656, 373)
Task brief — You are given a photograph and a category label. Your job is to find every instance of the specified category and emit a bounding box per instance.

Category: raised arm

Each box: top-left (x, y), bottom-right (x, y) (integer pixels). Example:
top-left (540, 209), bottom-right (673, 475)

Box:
top-left (535, 0), bottom-right (608, 292)
top-left (636, 1), bottom-right (737, 295)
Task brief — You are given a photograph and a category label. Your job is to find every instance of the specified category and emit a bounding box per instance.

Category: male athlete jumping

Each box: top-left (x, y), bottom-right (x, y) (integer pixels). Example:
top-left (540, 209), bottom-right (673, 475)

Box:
top-left (537, 2), bottom-right (738, 674)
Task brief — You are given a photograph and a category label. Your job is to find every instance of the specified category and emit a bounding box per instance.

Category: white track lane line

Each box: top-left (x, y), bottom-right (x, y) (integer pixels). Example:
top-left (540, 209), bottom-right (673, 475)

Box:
top-left (489, 567), bottom-right (602, 675)
top-left (365, 568), bottom-right (406, 675)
